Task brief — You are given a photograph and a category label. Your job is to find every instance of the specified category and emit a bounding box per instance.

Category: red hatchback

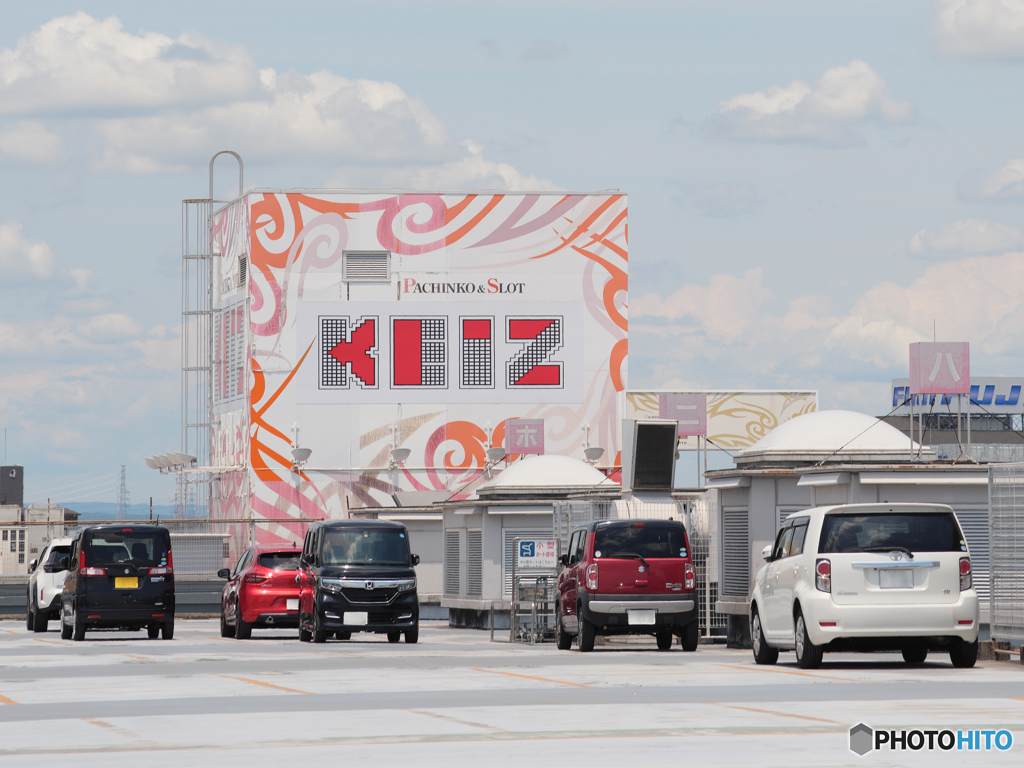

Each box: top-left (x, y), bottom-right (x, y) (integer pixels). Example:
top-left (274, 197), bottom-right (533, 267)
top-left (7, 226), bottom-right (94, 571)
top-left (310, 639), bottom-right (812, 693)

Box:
top-left (219, 546), bottom-right (301, 639)
top-left (556, 519), bottom-right (699, 652)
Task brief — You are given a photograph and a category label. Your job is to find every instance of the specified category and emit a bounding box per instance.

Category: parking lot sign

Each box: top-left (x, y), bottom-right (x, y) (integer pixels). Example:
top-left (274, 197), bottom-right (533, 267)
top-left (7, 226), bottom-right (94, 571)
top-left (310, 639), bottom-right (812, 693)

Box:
top-left (516, 539), bottom-right (558, 569)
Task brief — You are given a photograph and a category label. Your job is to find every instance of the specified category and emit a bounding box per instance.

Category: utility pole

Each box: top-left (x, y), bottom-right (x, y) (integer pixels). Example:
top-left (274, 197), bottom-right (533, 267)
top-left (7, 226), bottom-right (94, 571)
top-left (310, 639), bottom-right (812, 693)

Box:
top-left (117, 464), bottom-right (130, 520)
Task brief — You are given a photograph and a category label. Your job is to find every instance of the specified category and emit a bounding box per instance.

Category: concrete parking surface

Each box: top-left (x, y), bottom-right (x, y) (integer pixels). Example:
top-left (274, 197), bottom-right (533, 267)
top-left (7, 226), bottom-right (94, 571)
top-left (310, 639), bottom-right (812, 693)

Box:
top-left (1, 619), bottom-right (1022, 766)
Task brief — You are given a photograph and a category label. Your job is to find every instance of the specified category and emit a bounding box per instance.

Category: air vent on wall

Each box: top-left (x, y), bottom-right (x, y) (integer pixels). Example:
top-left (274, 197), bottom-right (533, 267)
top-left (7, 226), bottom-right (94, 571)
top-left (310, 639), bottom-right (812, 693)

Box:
top-left (238, 255), bottom-right (247, 288)
top-left (343, 251), bottom-right (391, 282)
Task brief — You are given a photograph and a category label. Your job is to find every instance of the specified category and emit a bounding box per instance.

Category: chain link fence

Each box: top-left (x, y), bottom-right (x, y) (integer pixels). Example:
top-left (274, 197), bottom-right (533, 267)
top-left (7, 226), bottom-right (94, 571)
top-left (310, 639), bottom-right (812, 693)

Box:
top-left (552, 493), bottom-right (727, 640)
top-left (990, 463), bottom-right (1024, 643)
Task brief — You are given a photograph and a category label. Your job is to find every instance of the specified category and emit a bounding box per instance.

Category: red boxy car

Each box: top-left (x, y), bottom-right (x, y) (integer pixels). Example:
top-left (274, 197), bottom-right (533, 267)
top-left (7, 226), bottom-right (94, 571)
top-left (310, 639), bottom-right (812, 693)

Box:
top-left (218, 546), bottom-right (301, 639)
top-left (555, 519), bottom-right (699, 652)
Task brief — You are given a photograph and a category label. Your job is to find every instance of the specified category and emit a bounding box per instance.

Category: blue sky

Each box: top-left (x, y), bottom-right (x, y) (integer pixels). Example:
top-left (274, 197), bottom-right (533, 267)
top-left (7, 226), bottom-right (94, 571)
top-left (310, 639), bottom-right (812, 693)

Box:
top-left (2, 1), bottom-right (1023, 503)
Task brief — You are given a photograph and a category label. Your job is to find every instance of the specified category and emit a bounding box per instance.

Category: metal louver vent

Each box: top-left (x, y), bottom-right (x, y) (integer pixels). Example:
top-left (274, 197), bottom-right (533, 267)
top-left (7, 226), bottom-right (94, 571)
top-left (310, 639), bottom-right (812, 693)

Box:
top-left (954, 509), bottom-right (990, 605)
top-left (467, 530), bottom-right (483, 597)
top-left (722, 508), bottom-right (750, 598)
top-left (344, 251), bottom-right (391, 282)
top-left (444, 530), bottom-right (461, 596)
top-left (238, 255), bottom-right (247, 287)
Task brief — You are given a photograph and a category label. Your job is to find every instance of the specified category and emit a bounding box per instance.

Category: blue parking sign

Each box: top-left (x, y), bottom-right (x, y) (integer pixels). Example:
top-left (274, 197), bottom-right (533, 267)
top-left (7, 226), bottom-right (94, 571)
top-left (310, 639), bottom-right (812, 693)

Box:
top-left (519, 541), bottom-right (535, 558)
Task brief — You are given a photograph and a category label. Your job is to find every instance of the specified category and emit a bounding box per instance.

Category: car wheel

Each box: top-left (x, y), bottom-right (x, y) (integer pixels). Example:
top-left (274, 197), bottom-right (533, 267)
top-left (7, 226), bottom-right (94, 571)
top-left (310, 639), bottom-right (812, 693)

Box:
top-left (162, 620), bottom-right (174, 640)
top-left (234, 605), bottom-right (252, 640)
top-left (26, 590), bottom-right (33, 631)
top-left (60, 607), bottom-right (72, 640)
top-left (147, 624), bottom-right (161, 639)
top-left (902, 645), bottom-right (928, 664)
top-left (793, 608), bottom-right (822, 669)
top-left (33, 607), bottom-right (48, 633)
top-left (578, 612), bottom-right (596, 653)
top-left (751, 609), bottom-right (779, 665)
top-left (72, 607), bottom-right (86, 642)
top-left (387, 631), bottom-right (401, 643)
top-left (656, 630), bottom-right (673, 650)
top-left (404, 627), bottom-right (418, 644)
top-left (555, 605), bottom-right (572, 650)
top-left (298, 625), bottom-right (312, 642)
top-left (220, 609), bottom-right (233, 638)
top-left (949, 638), bottom-right (978, 669)
top-left (336, 631), bottom-right (351, 640)
top-left (680, 620), bottom-right (700, 653)
top-left (311, 610), bottom-right (327, 643)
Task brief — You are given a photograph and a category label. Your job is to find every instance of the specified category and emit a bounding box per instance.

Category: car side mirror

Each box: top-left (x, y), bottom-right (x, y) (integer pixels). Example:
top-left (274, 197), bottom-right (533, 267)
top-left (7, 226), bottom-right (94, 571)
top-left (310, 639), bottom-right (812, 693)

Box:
top-left (28, 559), bottom-right (37, 572)
top-left (60, 556), bottom-right (70, 570)
top-left (558, 554), bottom-right (569, 566)
top-left (217, 568), bottom-right (231, 579)
top-left (411, 554), bottom-right (420, 566)
top-left (761, 545), bottom-right (774, 562)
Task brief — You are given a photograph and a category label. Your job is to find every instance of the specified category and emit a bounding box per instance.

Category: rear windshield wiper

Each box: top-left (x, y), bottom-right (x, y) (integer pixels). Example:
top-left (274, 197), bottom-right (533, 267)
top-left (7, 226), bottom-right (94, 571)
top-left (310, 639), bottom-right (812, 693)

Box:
top-left (603, 552), bottom-right (650, 569)
top-left (859, 546), bottom-right (914, 560)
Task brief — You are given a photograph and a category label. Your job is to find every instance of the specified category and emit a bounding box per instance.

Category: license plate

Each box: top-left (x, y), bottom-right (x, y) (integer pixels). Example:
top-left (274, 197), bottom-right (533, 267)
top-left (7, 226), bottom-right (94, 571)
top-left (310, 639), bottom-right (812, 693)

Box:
top-left (286, 599), bottom-right (298, 611)
top-left (114, 577), bottom-right (138, 589)
top-left (879, 569), bottom-right (913, 589)
top-left (344, 611), bottom-right (368, 626)
top-left (627, 609), bottom-right (656, 625)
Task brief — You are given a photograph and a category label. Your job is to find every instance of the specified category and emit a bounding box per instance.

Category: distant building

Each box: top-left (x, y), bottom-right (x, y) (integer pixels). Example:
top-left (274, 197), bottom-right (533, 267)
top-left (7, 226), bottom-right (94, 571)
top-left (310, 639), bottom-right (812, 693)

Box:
top-left (0, 502), bottom-right (76, 575)
top-left (0, 465), bottom-right (23, 508)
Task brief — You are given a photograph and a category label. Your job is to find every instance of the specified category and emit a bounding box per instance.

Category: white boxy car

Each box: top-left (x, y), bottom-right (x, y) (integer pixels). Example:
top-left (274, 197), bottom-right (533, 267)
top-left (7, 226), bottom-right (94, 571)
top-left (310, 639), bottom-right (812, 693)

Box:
top-left (26, 537), bottom-right (73, 632)
top-left (750, 503), bottom-right (979, 669)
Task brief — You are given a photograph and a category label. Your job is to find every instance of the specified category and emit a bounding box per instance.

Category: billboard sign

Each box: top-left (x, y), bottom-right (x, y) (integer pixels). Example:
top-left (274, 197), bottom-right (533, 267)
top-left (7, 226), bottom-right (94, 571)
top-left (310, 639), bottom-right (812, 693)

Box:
top-left (516, 539), bottom-right (559, 569)
top-left (505, 418), bottom-right (545, 454)
top-left (909, 342), bottom-right (970, 395)
top-left (659, 393), bottom-right (707, 436)
top-left (891, 377), bottom-right (1023, 415)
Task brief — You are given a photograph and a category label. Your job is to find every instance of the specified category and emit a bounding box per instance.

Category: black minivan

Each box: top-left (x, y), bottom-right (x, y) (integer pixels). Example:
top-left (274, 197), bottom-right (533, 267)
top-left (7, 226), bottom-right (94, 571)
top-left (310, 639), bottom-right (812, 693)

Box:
top-left (60, 525), bottom-right (175, 641)
top-left (297, 520), bottom-right (420, 643)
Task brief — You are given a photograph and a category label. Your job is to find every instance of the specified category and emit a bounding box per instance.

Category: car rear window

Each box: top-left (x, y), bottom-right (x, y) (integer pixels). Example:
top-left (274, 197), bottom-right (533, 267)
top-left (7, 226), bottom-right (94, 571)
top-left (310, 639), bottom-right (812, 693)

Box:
top-left (594, 524), bottom-right (688, 559)
top-left (321, 529), bottom-right (411, 566)
top-left (818, 513), bottom-right (965, 554)
top-left (259, 552), bottom-right (301, 570)
top-left (83, 530), bottom-right (170, 567)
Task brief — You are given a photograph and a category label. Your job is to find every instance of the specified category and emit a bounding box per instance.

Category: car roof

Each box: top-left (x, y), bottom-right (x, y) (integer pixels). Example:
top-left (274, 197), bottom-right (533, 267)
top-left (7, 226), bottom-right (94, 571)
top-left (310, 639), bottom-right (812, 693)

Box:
top-left (311, 520), bottom-right (408, 530)
top-left (801, 503), bottom-right (956, 519)
top-left (45, 538), bottom-right (74, 547)
top-left (254, 545), bottom-right (302, 553)
top-left (577, 518), bottom-right (685, 532)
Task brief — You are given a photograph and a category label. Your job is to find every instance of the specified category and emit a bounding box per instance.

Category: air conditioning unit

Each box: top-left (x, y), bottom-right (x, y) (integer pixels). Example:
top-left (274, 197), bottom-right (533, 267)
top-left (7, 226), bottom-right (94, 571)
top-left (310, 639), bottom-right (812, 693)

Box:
top-left (621, 419), bottom-right (678, 491)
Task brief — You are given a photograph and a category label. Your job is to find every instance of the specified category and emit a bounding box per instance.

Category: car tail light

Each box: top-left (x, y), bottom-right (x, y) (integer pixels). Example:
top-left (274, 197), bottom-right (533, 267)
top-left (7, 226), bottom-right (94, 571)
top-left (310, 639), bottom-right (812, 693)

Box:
top-left (585, 563), bottom-right (598, 591)
top-left (151, 549), bottom-right (174, 575)
top-left (959, 557), bottom-right (972, 591)
top-left (82, 568), bottom-right (104, 577)
top-left (683, 562), bottom-right (695, 591)
top-left (815, 559), bottom-right (831, 593)
top-left (245, 572), bottom-right (269, 584)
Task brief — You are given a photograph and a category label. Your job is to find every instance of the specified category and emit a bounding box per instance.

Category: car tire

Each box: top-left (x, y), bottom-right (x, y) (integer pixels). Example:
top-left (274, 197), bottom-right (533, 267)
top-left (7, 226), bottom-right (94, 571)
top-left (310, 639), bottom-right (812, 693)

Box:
top-left (220, 609), bottom-right (233, 638)
top-left (578, 613), bottom-right (596, 653)
top-left (656, 630), bottom-right (673, 650)
top-left (405, 627), bottom-right (418, 644)
top-left (902, 645), bottom-right (928, 664)
top-left (387, 631), bottom-right (401, 643)
top-left (147, 624), bottom-right (161, 639)
top-left (33, 608), bottom-right (48, 633)
top-left (72, 607), bottom-right (86, 642)
top-left (751, 608), bottom-right (778, 665)
top-left (555, 605), bottom-right (572, 650)
top-left (298, 626), bottom-right (312, 642)
top-left (680, 620), bottom-right (700, 653)
top-left (793, 608), bottom-right (822, 669)
top-left (26, 591), bottom-right (33, 631)
top-left (162, 620), bottom-right (174, 640)
top-left (311, 610), bottom-right (327, 643)
top-left (336, 631), bottom-right (351, 640)
top-left (949, 638), bottom-right (978, 669)
top-left (60, 609), bottom-right (72, 640)
top-left (235, 609), bottom-right (252, 640)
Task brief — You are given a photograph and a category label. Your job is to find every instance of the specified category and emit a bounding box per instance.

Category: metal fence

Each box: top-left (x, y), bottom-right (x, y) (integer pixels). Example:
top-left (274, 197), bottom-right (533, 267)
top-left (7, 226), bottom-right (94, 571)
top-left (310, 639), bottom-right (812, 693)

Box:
top-left (990, 463), bottom-right (1024, 642)
top-left (552, 494), bottom-right (728, 640)
top-left (0, 518), bottom-right (314, 583)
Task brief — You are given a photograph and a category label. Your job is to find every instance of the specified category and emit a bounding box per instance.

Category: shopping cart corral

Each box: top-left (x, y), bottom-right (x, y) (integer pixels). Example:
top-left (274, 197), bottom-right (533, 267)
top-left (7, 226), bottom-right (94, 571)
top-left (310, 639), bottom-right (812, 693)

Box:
top-left (507, 536), bottom-right (560, 644)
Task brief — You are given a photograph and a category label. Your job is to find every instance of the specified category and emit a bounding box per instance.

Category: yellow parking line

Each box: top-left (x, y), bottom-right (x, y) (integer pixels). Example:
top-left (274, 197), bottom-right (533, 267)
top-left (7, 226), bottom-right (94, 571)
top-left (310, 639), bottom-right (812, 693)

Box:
top-left (711, 663), bottom-right (870, 683)
top-left (715, 703), bottom-right (843, 724)
top-left (405, 709), bottom-right (504, 731)
top-left (32, 638), bottom-right (69, 646)
top-left (0, 694), bottom-right (18, 705)
top-left (468, 667), bottom-right (591, 688)
top-left (215, 673), bottom-right (313, 695)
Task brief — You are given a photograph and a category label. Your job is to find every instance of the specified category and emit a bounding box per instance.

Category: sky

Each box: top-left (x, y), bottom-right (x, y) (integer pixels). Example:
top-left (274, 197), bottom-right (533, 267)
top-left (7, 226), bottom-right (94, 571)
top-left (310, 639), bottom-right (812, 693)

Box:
top-left (1, 0), bottom-right (1023, 504)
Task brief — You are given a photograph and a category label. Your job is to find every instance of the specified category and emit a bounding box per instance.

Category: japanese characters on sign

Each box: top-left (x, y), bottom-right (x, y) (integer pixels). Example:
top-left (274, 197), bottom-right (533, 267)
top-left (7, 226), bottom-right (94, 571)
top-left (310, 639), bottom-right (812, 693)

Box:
top-left (658, 393), bottom-right (708, 436)
top-left (909, 342), bottom-right (970, 395)
top-left (517, 539), bottom-right (558, 569)
top-left (505, 418), bottom-right (545, 455)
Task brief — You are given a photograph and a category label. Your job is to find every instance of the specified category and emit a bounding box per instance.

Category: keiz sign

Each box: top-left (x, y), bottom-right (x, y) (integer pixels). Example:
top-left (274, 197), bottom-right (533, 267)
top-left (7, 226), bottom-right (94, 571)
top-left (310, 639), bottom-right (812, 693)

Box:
top-left (297, 301), bottom-right (583, 404)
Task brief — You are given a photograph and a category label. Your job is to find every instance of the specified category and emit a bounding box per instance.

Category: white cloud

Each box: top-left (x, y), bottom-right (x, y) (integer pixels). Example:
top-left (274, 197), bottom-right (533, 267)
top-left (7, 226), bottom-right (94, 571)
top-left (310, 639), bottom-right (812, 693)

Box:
top-left (0, 219), bottom-right (55, 280)
top-left (77, 313), bottom-right (143, 341)
top-left (957, 158), bottom-right (1024, 200)
top-left (907, 219), bottom-right (1024, 257)
top-left (0, 12), bottom-right (259, 115)
top-left (0, 120), bottom-right (62, 163)
top-left (935, 0), bottom-right (1024, 60)
top-left (705, 60), bottom-right (915, 146)
top-left (672, 180), bottom-right (764, 218)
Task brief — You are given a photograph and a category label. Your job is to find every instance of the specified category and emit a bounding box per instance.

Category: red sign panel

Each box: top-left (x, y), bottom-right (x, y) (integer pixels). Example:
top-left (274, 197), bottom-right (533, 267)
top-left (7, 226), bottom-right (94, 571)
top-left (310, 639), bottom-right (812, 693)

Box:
top-left (505, 418), bottom-right (545, 454)
top-left (658, 393), bottom-right (708, 436)
top-left (909, 342), bottom-right (970, 395)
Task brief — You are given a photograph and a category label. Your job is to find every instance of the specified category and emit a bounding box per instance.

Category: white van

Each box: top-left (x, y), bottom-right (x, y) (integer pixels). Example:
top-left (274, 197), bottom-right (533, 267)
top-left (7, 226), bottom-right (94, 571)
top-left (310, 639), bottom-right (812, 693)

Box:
top-left (27, 537), bottom-right (74, 632)
top-left (750, 503), bottom-right (979, 669)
